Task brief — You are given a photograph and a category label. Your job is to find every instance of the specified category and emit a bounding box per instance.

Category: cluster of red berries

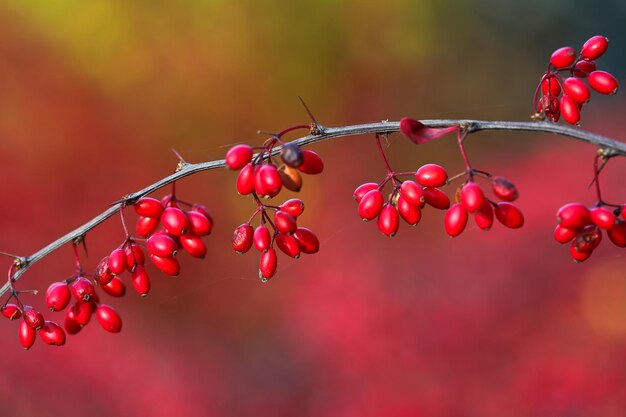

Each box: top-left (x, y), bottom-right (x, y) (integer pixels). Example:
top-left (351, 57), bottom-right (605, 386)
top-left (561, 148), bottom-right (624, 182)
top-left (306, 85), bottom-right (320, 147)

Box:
top-left (1, 302), bottom-right (67, 348)
top-left (554, 202), bottom-right (626, 262)
top-left (535, 35), bottom-right (619, 124)
top-left (226, 135), bottom-right (322, 280)
top-left (354, 163), bottom-right (524, 238)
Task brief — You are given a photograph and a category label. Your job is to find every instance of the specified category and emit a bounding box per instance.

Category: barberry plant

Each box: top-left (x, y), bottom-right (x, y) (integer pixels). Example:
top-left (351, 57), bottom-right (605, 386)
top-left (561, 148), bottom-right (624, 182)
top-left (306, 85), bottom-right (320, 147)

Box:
top-left (1, 35), bottom-right (625, 349)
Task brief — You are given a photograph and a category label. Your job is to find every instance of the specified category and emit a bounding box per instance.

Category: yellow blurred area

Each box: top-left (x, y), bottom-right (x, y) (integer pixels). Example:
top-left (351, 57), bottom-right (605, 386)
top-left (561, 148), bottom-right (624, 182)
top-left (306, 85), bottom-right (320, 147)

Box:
top-left (581, 260), bottom-right (626, 338)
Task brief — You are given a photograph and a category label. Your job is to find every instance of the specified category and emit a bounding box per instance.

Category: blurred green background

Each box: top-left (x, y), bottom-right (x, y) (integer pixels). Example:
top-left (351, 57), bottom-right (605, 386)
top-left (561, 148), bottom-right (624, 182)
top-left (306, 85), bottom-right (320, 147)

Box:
top-left (0, 1), bottom-right (625, 416)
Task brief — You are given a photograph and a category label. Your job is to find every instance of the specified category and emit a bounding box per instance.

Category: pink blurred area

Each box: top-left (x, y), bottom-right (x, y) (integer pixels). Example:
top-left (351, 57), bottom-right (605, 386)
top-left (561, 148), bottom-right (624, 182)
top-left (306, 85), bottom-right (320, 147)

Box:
top-left (0, 2), bottom-right (626, 417)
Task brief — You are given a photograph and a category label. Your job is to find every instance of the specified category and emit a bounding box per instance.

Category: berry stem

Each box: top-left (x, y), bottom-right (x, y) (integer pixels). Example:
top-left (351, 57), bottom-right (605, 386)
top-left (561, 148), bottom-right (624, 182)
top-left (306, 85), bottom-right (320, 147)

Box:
top-left (375, 134), bottom-right (395, 175)
top-left (457, 129), bottom-right (474, 180)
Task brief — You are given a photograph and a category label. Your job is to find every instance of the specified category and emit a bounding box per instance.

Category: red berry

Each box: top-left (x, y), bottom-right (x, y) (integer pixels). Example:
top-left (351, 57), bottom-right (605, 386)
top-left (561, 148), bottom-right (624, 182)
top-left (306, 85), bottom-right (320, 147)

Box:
top-left (259, 248), bottom-right (278, 281)
top-left (570, 242), bottom-right (592, 263)
top-left (19, 320), bottom-right (36, 349)
top-left (131, 264), bottom-right (150, 296)
top-left (236, 163), bottom-right (257, 195)
top-left (254, 225), bottom-right (272, 252)
top-left (255, 164), bottom-right (283, 198)
top-left (71, 276), bottom-right (96, 301)
top-left (495, 202), bottom-right (524, 229)
top-left (563, 77), bottom-right (590, 104)
top-left (232, 224), bottom-right (254, 253)
top-left (423, 187), bottom-right (450, 210)
top-left (96, 305), bottom-right (122, 333)
top-left (187, 210), bottom-right (212, 236)
top-left (64, 314), bottom-right (82, 335)
top-left (550, 46), bottom-right (576, 69)
top-left (100, 276), bottom-right (126, 298)
top-left (397, 195), bottom-right (422, 226)
top-left (607, 221), bottom-right (626, 247)
top-left (377, 204), bottom-right (399, 237)
top-left (353, 183), bottom-right (379, 203)
top-left (134, 197), bottom-right (163, 218)
top-left (590, 206), bottom-right (616, 230)
top-left (581, 35), bottom-right (609, 61)
top-left (274, 211), bottom-right (297, 234)
top-left (574, 225), bottom-right (602, 253)
top-left (23, 306), bottom-right (45, 330)
top-left (94, 256), bottom-right (114, 286)
top-left (161, 194), bottom-right (176, 208)
top-left (444, 203), bottom-right (468, 237)
top-left (560, 94), bottom-right (580, 125)
top-left (573, 60), bottom-right (597, 78)
top-left (474, 201), bottom-right (494, 231)
top-left (279, 199), bottom-right (305, 218)
top-left (278, 165), bottom-right (303, 192)
top-left (293, 227), bottom-right (320, 254)
top-left (225, 144), bottom-right (253, 170)
top-left (108, 248), bottom-right (128, 275)
top-left (399, 180), bottom-right (424, 207)
top-left (541, 76), bottom-right (561, 96)
top-left (180, 234), bottom-right (207, 259)
top-left (39, 321), bottom-right (66, 346)
top-left (554, 224), bottom-right (577, 244)
top-left (67, 301), bottom-right (93, 326)
top-left (297, 150), bottom-right (324, 175)
top-left (125, 244), bottom-right (146, 271)
top-left (147, 233), bottom-right (178, 257)
top-left (46, 282), bottom-right (71, 312)
top-left (150, 254), bottom-right (180, 276)
top-left (538, 94), bottom-right (561, 122)
top-left (492, 177), bottom-right (518, 201)
top-left (136, 216), bottom-right (159, 237)
top-left (275, 233), bottom-right (301, 258)
top-left (1, 303), bottom-right (21, 320)
top-left (416, 164), bottom-right (448, 187)
top-left (557, 203), bottom-right (591, 229)
top-left (358, 189), bottom-right (384, 221)
top-left (191, 204), bottom-right (214, 224)
top-left (588, 70), bottom-right (619, 95)
top-left (460, 182), bottom-right (485, 213)
top-left (161, 207), bottom-right (190, 236)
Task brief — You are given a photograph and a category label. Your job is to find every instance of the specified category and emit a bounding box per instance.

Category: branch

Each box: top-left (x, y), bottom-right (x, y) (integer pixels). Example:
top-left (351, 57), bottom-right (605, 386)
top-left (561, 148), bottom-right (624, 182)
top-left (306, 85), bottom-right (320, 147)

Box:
top-left (2, 119), bottom-right (624, 298)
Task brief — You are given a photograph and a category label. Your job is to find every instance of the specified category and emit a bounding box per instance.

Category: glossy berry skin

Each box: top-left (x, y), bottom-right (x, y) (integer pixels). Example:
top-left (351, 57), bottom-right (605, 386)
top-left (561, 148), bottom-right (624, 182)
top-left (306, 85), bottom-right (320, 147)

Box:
top-left (67, 301), bottom-right (92, 327)
top-left (563, 77), bottom-right (590, 104)
top-left (64, 314), bottom-right (82, 335)
top-left (259, 248), bottom-right (278, 281)
top-left (581, 35), bottom-right (609, 61)
top-left (147, 233), bottom-right (178, 258)
top-left (550, 46), bottom-right (576, 69)
top-left (278, 165), bottom-right (303, 192)
top-left (358, 189), bottom-right (384, 221)
top-left (71, 276), bottom-right (96, 301)
top-left (570, 242), bottom-right (592, 263)
top-left (293, 227), bottom-right (320, 254)
top-left (125, 244), bottom-right (146, 270)
top-left (131, 265), bottom-right (150, 296)
top-left (161, 207), bottom-right (190, 236)
top-left (19, 320), bottom-right (36, 349)
top-left (560, 94), bottom-right (580, 125)
top-left (590, 206), bottom-right (616, 230)
top-left (274, 211), bottom-right (297, 234)
top-left (492, 177), bottom-right (518, 201)
top-left (39, 321), bottom-right (66, 346)
top-left (297, 150), bottom-right (324, 175)
top-left (474, 202), bottom-right (494, 231)
top-left (280, 143), bottom-right (304, 168)
top-left (416, 164), bottom-right (448, 187)
top-left (225, 144), bottom-right (253, 170)
top-left (236, 163), bottom-right (257, 195)
top-left (136, 216), bottom-right (160, 237)
top-left (232, 224), bottom-right (254, 253)
top-left (377, 204), bottom-right (399, 237)
top-left (397, 195), bottom-right (422, 226)
top-left (354, 183), bottom-right (379, 203)
top-left (46, 282), bottom-right (71, 312)
top-left (255, 164), bottom-right (283, 197)
top-left (445, 203), bottom-right (468, 237)
top-left (588, 71), bottom-right (619, 95)
top-left (574, 225), bottom-right (602, 253)
top-left (557, 203), bottom-right (590, 229)
top-left (607, 221), bottom-right (626, 247)
top-left (254, 225), bottom-right (272, 252)
top-left (134, 197), bottom-right (163, 218)
top-left (460, 182), bottom-right (485, 213)
top-left (423, 187), bottom-right (450, 210)
top-left (96, 305), bottom-right (122, 333)
top-left (554, 224), bottom-right (577, 244)
top-left (275, 233), bottom-right (301, 258)
top-left (399, 181), bottom-right (424, 207)
top-left (1, 303), bottom-right (21, 320)
top-left (573, 60), bottom-right (596, 77)
top-left (23, 306), bottom-right (45, 330)
top-left (187, 210), bottom-right (212, 236)
top-left (108, 248), bottom-right (128, 275)
top-left (280, 199), bottom-right (305, 218)
top-left (180, 234), bottom-right (207, 259)
top-left (101, 276), bottom-right (126, 298)
top-left (495, 202), bottom-right (524, 229)
top-left (150, 254), bottom-right (180, 276)
top-left (94, 256), bottom-right (114, 286)
top-left (541, 76), bottom-right (561, 95)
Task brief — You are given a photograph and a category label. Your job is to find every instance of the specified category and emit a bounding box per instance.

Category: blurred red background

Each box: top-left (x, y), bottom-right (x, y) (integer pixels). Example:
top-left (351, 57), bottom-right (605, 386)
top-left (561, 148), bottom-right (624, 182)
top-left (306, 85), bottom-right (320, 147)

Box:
top-left (1, 2), bottom-right (625, 416)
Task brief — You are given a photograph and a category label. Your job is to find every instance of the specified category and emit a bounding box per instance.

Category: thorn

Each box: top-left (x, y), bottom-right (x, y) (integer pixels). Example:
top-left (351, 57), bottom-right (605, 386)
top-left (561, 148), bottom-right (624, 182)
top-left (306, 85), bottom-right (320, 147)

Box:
top-left (298, 96), bottom-right (325, 135)
top-left (172, 149), bottom-right (189, 172)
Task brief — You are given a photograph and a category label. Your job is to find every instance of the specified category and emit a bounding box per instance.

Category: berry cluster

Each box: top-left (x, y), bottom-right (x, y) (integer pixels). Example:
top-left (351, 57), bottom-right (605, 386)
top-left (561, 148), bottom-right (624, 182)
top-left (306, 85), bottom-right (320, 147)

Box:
top-left (554, 203), bottom-right (626, 262)
top-left (226, 127), bottom-right (322, 281)
top-left (1, 302), bottom-right (66, 348)
top-left (534, 35), bottom-right (619, 124)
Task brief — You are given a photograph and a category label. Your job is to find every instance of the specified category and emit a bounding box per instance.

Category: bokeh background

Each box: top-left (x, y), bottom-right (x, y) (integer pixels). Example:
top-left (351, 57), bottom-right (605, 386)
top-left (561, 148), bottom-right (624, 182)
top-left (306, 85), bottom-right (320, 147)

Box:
top-left (1, 1), bottom-right (626, 416)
